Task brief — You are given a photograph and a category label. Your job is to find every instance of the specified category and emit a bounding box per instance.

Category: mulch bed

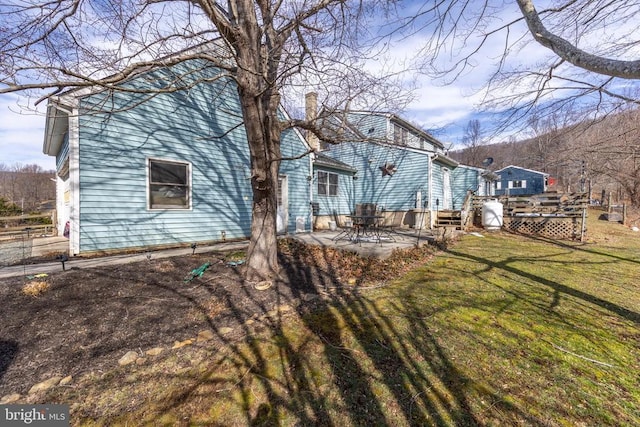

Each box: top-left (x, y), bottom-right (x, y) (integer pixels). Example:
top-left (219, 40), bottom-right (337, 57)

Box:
top-left (0, 239), bottom-right (436, 398)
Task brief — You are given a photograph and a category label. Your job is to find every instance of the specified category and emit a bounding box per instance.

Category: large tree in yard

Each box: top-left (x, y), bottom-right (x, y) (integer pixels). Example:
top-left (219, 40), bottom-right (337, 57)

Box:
top-left (0, 0), bottom-right (406, 283)
top-left (4, 0), bottom-right (640, 282)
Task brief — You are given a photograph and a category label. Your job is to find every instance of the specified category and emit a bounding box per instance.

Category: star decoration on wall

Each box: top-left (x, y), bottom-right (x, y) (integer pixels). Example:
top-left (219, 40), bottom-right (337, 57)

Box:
top-left (380, 162), bottom-right (397, 177)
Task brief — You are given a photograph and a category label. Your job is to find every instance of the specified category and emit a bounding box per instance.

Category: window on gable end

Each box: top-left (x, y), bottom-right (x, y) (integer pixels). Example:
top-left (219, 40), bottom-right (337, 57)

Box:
top-left (393, 124), bottom-right (408, 146)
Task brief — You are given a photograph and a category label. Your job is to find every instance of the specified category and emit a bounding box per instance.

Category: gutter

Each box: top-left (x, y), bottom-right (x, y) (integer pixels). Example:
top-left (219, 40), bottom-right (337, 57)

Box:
top-left (43, 102), bottom-right (72, 157)
top-left (432, 153), bottom-right (459, 168)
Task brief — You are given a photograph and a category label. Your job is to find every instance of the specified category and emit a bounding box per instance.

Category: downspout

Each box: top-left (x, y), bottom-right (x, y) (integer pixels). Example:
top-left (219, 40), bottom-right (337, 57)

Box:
top-left (68, 105), bottom-right (81, 255)
top-left (428, 154), bottom-right (434, 228)
top-left (309, 153), bottom-right (314, 232)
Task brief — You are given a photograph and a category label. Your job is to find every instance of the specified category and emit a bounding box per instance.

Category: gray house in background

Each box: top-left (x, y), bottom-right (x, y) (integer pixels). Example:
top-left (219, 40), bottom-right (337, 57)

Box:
top-left (494, 165), bottom-right (549, 196)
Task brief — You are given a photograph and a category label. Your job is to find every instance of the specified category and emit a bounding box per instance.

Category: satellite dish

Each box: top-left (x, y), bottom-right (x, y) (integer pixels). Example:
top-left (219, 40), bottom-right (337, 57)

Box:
top-left (482, 157), bottom-right (494, 167)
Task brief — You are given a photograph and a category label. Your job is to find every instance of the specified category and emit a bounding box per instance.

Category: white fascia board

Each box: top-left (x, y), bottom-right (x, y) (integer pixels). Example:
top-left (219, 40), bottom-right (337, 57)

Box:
top-left (495, 165), bottom-right (549, 176)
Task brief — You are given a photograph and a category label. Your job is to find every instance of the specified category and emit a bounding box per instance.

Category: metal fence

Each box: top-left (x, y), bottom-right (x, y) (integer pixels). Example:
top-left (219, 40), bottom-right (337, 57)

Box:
top-left (0, 233), bottom-right (35, 267)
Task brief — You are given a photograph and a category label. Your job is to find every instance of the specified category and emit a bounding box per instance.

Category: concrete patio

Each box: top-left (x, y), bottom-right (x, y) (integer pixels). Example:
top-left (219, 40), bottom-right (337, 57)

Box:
top-left (291, 227), bottom-right (439, 258)
top-left (0, 227), bottom-right (446, 279)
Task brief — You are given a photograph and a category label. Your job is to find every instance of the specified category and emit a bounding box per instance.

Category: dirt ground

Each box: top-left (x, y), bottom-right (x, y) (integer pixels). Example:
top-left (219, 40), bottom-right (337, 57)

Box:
top-left (0, 238), bottom-right (436, 398)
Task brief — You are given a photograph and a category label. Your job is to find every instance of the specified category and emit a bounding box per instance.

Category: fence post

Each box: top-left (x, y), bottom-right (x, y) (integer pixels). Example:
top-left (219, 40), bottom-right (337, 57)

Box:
top-left (52, 210), bottom-right (57, 236)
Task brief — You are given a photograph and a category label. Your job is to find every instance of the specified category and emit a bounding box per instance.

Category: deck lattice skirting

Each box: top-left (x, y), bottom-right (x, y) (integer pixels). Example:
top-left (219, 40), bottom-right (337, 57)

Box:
top-left (502, 215), bottom-right (583, 240)
top-left (469, 192), bottom-right (588, 241)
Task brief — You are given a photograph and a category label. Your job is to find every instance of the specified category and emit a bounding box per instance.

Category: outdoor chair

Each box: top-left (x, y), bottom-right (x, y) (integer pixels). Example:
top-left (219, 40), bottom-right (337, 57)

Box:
top-left (377, 209), bottom-right (404, 242)
top-left (332, 215), bottom-right (356, 242)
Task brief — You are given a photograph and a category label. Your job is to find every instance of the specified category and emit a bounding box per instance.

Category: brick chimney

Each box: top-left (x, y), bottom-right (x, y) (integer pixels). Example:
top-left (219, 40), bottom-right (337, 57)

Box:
top-left (305, 92), bottom-right (319, 151)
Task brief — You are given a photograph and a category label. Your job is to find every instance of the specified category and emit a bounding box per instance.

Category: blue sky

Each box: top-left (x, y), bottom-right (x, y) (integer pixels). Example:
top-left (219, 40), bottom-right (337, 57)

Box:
top-left (0, 76), bottom-right (484, 171)
top-left (0, 93), bottom-right (52, 169)
top-left (2, 1), bottom-right (638, 170)
top-left (0, 1), bottom-right (513, 170)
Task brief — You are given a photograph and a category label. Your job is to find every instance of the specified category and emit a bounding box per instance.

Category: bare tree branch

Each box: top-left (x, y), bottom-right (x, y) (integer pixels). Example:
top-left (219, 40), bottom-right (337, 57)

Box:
top-left (516, 0), bottom-right (640, 79)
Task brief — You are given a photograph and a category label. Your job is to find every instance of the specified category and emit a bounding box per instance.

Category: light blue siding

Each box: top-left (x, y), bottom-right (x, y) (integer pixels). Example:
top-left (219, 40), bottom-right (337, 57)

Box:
top-left (324, 142), bottom-right (430, 213)
top-left (56, 134), bottom-right (69, 172)
top-left (345, 113), bottom-right (389, 140)
top-left (280, 127), bottom-right (313, 233)
top-left (75, 60), bottom-right (309, 253)
top-left (431, 162), bottom-right (444, 210)
top-left (312, 166), bottom-right (355, 217)
top-left (452, 166), bottom-right (481, 208)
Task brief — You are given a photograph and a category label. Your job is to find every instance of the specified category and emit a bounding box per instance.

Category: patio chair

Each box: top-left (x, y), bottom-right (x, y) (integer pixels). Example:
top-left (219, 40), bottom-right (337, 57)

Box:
top-left (332, 213), bottom-right (357, 242)
top-left (356, 203), bottom-right (377, 218)
top-left (377, 209), bottom-right (404, 242)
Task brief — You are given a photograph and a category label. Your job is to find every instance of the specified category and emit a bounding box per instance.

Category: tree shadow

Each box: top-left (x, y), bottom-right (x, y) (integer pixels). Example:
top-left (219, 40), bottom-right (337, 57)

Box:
top-left (0, 340), bottom-right (18, 383)
top-left (443, 248), bottom-right (640, 325)
top-left (115, 241), bottom-right (554, 425)
top-left (508, 231), bottom-right (640, 266)
top-left (27, 236), bottom-right (635, 425)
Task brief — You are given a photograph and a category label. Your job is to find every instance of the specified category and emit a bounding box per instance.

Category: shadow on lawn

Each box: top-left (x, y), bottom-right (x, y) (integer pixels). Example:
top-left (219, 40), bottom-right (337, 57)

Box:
top-left (443, 248), bottom-right (640, 326)
top-left (510, 231), bottom-right (640, 266)
top-left (132, 244), bottom-right (547, 426)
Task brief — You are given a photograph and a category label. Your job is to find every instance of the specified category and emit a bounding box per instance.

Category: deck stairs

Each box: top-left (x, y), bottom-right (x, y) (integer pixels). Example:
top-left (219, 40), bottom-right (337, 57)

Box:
top-left (435, 210), bottom-right (462, 229)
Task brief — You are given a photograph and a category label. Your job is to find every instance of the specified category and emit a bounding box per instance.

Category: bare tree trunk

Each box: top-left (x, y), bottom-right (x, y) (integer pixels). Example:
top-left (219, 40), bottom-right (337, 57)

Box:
top-left (237, 81), bottom-right (283, 282)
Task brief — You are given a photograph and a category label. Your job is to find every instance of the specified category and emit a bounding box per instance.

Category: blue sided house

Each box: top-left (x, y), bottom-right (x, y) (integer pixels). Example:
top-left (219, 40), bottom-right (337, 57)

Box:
top-left (43, 56), bottom-right (312, 256)
top-left (312, 111), bottom-right (460, 229)
top-left (451, 164), bottom-right (498, 208)
top-left (494, 165), bottom-right (549, 196)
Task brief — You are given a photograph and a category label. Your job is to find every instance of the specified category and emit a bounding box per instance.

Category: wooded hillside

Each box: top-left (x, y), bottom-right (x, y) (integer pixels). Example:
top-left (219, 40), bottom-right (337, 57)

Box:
top-left (0, 164), bottom-right (55, 213)
top-left (450, 109), bottom-right (640, 206)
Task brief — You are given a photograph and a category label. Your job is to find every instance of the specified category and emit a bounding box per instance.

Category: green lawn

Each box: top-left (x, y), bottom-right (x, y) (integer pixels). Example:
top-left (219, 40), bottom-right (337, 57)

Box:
top-left (63, 214), bottom-right (640, 426)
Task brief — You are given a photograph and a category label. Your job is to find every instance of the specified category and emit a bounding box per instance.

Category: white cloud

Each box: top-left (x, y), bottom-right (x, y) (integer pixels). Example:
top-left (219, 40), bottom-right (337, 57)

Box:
top-left (0, 94), bottom-right (53, 169)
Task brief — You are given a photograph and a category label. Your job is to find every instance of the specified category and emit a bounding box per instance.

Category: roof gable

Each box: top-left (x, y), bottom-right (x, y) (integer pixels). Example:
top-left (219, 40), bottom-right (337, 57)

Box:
top-left (495, 165), bottom-right (549, 176)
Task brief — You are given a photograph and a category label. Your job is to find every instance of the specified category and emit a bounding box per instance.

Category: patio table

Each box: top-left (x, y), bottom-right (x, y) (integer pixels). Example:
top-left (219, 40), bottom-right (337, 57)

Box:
top-left (343, 214), bottom-right (383, 243)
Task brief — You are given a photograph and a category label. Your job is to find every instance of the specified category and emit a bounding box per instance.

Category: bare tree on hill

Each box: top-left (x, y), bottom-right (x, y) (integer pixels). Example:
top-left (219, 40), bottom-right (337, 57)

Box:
top-left (0, 163), bottom-right (55, 212)
top-left (459, 119), bottom-right (485, 167)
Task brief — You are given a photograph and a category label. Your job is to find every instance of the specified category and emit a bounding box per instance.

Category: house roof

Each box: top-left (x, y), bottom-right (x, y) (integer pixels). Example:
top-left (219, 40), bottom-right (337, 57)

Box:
top-left (495, 165), bottom-right (549, 176)
top-left (388, 114), bottom-right (445, 150)
top-left (432, 153), bottom-right (459, 168)
top-left (43, 103), bottom-right (70, 157)
top-left (481, 170), bottom-right (500, 181)
top-left (313, 153), bottom-right (357, 173)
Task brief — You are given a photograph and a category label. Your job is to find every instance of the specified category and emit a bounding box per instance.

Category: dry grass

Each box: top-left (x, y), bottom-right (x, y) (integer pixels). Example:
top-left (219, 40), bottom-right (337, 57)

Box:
top-left (21, 280), bottom-right (50, 297)
top-left (154, 260), bottom-right (176, 273)
top-left (36, 209), bottom-right (640, 426)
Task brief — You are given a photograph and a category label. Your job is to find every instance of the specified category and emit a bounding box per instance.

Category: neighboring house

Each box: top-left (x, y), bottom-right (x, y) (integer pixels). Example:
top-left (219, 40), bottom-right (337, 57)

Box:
top-left (314, 111), bottom-right (459, 228)
top-left (494, 165), bottom-right (549, 196)
top-left (43, 57), bottom-right (312, 256)
top-left (451, 165), bottom-right (498, 208)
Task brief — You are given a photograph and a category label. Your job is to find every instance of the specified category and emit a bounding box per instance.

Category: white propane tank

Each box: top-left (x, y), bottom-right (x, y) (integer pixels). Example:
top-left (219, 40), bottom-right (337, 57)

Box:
top-left (482, 200), bottom-right (503, 230)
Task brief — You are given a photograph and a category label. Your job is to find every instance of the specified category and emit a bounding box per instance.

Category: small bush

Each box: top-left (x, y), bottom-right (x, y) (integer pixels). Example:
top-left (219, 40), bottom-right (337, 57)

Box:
top-left (22, 280), bottom-right (50, 297)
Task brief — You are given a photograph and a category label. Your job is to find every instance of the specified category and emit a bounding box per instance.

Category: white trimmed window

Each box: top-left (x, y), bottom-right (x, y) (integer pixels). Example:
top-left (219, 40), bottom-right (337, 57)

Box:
top-left (317, 171), bottom-right (338, 196)
top-left (148, 158), bottom-right (191, 209)
top-left (508, 180), bottom-right (526, 189)
top-left (393, 124), bottom-right (409, 146)
top-left (495, 181), bottom-right (502, 190)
